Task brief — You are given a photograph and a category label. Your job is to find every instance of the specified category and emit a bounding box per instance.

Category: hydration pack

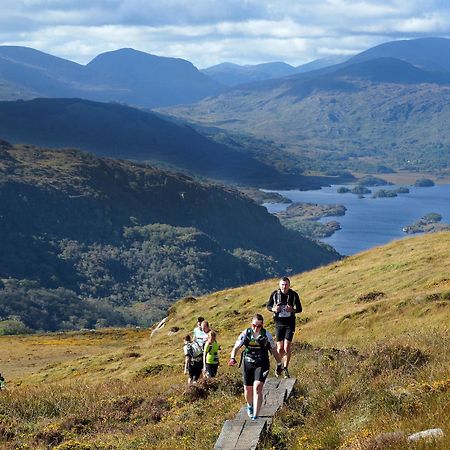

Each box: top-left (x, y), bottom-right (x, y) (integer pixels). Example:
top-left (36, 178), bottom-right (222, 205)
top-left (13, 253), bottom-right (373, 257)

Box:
top-left (242, 328), bottom-right (270, 364)
top-left (186, 341), bottom-right (203, 363)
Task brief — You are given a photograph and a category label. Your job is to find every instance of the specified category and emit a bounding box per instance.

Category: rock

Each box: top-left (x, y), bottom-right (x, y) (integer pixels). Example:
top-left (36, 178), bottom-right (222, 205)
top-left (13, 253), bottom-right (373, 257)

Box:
top-left (408, 428), bottom-right (444, 442)
top-left (150, 317), bottom-right (168, 336)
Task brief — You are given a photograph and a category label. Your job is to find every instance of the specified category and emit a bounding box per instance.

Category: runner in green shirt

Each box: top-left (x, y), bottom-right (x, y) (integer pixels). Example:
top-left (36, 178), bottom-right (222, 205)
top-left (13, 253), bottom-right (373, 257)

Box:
top-left (203, 330), bottom-right (219, 378)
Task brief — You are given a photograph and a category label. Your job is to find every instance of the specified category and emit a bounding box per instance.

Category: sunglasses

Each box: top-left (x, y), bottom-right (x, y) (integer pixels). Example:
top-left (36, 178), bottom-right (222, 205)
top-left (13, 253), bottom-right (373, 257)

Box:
top-left (251, 323), bottom-right (262, 329)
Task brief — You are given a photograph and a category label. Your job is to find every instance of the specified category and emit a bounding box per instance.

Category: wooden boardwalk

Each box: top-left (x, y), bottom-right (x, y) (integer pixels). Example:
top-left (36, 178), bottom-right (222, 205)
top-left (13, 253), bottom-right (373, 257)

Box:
top-left (214, 378), bottom-right (296, 450)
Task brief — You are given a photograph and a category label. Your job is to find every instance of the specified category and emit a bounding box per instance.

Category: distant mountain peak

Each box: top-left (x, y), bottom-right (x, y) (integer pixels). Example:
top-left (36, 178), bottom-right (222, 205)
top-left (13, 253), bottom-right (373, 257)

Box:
top-left (335, 56), bottom-right (450, 84)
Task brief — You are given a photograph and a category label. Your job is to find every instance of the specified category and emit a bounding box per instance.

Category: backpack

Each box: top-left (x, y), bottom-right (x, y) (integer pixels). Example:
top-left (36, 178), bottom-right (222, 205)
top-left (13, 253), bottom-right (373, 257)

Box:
top-left (187, 341), bottom-right (202, 362)
top-left (242, 328), bottom-right (270, 364)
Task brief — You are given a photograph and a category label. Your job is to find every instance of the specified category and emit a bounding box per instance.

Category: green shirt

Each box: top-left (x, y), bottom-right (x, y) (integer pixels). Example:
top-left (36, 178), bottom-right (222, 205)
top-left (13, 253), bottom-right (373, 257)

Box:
top-left (204, 341), bottom-right (219, 365)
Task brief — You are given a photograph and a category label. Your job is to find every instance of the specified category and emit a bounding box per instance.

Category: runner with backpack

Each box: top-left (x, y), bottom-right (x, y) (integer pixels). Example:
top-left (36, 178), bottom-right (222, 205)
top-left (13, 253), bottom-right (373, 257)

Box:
top-left (194, 319), bottom-right (211, 350)
top-left (228, 313), bottom-right (283, 420)
top-left (267, 276), bottom-right (302, 378)
top-left (183, 335), bottom-right (203, 384)
top-left (203, 330), bottom-right (220, 378)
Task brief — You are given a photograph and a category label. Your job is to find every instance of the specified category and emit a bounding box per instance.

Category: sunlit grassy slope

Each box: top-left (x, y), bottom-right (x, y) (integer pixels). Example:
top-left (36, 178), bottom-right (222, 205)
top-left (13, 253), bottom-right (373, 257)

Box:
top-left (1, 231), bottom-right (449, 449)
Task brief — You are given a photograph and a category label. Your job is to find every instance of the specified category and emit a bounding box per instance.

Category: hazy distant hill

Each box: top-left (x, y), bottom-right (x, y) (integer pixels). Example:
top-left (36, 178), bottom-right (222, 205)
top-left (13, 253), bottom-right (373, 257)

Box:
top-left (295, 55), bottom-right (350, 73)
top-left (202, 57), bottom-right (350, 87)
top-left (165, 39), bottom-right (450, 175)
top-left (0, 46), bottom-right (224, 107)
top-left (0, 97), bottom-right (304, 187)
top-left (0, 141), bottom-right (338, 331)
top-left (348, 37), bottom-right (450, 73)
top-left (201, 61), bottom-right (297, 86)
top-left (83, 48), bottom-right (224, 107)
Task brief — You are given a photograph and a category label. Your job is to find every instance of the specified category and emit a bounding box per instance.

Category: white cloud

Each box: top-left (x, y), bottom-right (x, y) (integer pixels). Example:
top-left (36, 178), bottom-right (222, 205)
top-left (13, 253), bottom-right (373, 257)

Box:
top-left (0, 0), bottom-right (449, 66)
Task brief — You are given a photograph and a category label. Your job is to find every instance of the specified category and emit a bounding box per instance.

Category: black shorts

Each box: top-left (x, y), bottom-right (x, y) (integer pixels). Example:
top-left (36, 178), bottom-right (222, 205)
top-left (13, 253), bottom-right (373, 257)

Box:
top-left (242, 359), bottom-right (270, 386)
top-left (275, 320), bottom-right (295, 342)
top-left (188, 359), bottom-right (203, 381)
top-left (205, 363), bottom-right (218, 377)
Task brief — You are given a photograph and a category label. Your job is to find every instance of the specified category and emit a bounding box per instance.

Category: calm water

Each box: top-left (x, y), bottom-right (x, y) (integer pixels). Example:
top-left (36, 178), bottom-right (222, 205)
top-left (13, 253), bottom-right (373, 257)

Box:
top-left (264, 184), bottom-right (450, 256)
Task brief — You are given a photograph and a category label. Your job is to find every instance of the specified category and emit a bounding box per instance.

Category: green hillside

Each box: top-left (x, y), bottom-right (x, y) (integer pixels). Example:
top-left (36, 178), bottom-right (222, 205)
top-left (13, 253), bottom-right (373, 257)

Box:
top-left (0, 141), bottom-right (338, 332)
top-left (0, 97), bottom-right (303, 188)
top-left (165, 59), bottom-right (450, 177)
top-left (0, 231), bottom-right (449, 449)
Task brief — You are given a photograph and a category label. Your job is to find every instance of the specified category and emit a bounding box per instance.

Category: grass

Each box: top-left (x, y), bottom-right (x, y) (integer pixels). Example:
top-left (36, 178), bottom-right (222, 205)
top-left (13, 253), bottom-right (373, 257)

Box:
top-left (1, 231), bottom-right (449, 448)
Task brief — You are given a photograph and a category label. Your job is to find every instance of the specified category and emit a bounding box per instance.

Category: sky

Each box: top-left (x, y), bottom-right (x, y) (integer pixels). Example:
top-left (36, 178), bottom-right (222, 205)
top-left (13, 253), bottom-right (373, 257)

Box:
top-left (0, 0), bottom-right (449, 69)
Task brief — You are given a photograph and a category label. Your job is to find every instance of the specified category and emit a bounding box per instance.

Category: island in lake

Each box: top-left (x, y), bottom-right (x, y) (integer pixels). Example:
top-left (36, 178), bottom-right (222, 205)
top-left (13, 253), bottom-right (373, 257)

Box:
top-left (275, 202), bottom-right (346, 239)
top-left (403, 213), bottom-right (450, 234)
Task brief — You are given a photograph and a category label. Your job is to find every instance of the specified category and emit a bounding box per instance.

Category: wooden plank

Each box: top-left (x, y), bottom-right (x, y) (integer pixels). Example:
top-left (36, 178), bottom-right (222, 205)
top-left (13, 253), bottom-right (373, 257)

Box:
top-left (263, 377), bottom-right (281, 391)
top-left (214, 420), bottom-right (245, 449)
top-left (233, 418), bottom-right (268, 450)
top-left (264, 389), bottom-right (286, 405)
top-left (214, 378), bottom-right (297, 450)
top-left (236, 405), bottom-right (251, 420)
top-left (280, 378), bottom-right (296, 399)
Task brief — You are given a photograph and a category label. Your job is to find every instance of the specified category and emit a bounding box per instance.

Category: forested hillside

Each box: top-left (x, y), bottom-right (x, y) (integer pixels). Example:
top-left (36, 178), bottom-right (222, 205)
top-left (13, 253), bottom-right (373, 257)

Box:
top-left (0, 141), bottom-right (338, 333)
top-left (0, 97), bottom-right (314, 188)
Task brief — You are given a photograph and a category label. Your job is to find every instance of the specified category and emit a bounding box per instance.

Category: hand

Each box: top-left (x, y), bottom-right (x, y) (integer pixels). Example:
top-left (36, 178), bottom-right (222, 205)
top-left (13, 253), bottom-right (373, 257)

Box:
top-left (285, 304), bottom-right (293, 312)
top-left (272, 305), bottom-right (280, 313)
top-left (228, 357), bottom-right (237, 366)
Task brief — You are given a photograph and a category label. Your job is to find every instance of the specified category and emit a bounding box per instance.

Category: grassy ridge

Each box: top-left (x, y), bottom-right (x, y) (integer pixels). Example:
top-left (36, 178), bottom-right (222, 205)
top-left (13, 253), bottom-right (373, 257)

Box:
top-left (1, 232), bottom-right (449, 449)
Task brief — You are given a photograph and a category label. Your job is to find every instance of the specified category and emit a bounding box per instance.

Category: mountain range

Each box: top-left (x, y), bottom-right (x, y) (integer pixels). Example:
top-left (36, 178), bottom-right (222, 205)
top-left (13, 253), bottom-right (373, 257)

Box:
top-left (0, 141), bottom-right (339, 331)
top-left (165, 38), bottom-right (450, 175)
top-left (0, 45), bottom-right (349, 106)
top-left (2, 38), bottom-right (450, 177)
top-left (201, 56), bottom-right (349, 87)
top-left (0, 46), bottom-right (223, 108)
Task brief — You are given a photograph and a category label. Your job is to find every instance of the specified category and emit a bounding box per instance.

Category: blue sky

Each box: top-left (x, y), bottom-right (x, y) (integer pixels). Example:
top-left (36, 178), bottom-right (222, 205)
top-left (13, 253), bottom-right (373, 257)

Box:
top-left (0, 0), bottom-right (449, 68)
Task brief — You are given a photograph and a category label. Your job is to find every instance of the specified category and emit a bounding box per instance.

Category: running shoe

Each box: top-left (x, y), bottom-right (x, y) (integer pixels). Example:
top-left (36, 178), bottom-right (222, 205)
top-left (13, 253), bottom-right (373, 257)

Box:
top-left (251, 415), bottom-right (258, 421)
top-left (246, 404), bottom-right (253, 418)
top-left (283, 367), bottom-right (290, 378)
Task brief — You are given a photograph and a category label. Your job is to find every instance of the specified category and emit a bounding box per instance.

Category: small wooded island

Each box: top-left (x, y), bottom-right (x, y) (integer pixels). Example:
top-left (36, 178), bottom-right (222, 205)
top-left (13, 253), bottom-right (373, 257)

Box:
top-left (403, 213), bottom-right (450, 234)
top-left (276, 202), bottom-right (346, 239)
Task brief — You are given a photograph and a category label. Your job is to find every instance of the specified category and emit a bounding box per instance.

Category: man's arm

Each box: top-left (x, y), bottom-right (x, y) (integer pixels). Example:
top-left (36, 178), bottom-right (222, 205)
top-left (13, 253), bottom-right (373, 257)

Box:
top-left (266, 291), bottom-right (275, 312)
top-left (293, 291), bottom-right (302, 313)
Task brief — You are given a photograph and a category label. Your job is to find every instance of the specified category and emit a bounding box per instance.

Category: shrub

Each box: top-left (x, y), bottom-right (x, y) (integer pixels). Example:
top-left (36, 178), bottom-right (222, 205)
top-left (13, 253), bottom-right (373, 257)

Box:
top-left (0, 319), bottom-right (31, 335)
top-left (53, 440), bottom-right (96, 450)
top-left (136, 395), bottom-right (171, 423)
top-left (367, 344), bottom-right (429, 376)
top-left (215, 373), bottom-right (243, 396)
top-left (137, 364), bottom-right (170, 377)
top-left (34, 422), bottom-right (64, 447)
top-left (0, 413), bottom-right (19, 440)
top-left (181, 378), bottom-right (219, 402)
top-left (327, 385), bottom-right (359, 412)
top-left (107, 395), bottom-right (144, 422)
top-left (357, 291), bottom-right (385, 303)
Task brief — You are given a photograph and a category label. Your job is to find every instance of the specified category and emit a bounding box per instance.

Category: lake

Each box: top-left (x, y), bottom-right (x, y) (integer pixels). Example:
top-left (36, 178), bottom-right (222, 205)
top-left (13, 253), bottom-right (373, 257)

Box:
top-left (263, 184), bottom-right (450, 256)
